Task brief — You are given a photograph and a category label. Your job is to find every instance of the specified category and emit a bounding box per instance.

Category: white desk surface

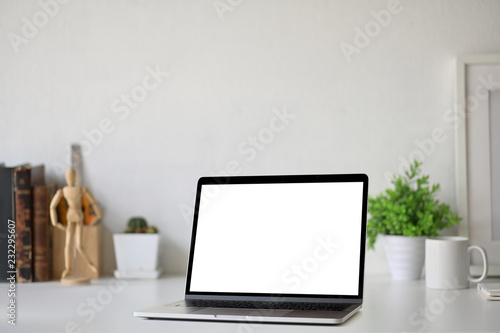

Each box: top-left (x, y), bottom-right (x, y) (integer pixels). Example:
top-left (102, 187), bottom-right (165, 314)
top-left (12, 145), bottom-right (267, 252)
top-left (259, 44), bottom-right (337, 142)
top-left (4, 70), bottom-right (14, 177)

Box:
top-left (1, 274), bottom-right (499, 333)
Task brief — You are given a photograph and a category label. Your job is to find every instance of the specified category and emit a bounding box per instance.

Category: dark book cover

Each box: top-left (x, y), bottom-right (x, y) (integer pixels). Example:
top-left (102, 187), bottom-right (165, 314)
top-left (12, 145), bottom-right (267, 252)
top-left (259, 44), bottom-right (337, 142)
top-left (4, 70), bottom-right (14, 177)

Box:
top-left (0, 166), bottom-right (16, 282)
top-left (33, 186), bottom-right (50, 282)
top-left (14, 166), bottom-right (33, 282)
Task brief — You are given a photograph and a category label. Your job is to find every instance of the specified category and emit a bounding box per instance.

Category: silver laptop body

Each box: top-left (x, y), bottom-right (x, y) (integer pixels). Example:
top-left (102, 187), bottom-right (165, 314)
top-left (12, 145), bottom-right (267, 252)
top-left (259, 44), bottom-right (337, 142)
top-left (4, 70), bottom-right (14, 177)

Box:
top-left (134, 174), bottom-right (368, 325)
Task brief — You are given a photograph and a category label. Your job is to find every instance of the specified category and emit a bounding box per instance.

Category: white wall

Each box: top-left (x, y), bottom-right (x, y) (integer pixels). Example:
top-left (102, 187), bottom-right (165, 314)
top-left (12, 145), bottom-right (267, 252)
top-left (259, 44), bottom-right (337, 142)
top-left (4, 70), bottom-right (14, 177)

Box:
top-left (1, 0), bottom-right (499, 276)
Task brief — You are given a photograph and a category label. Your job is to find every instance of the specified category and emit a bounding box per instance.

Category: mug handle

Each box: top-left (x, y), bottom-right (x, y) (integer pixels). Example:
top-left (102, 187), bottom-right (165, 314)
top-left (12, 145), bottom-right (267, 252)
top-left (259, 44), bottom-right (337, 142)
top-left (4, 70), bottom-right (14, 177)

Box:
top-left (467, 245), bottom-right (489, 283)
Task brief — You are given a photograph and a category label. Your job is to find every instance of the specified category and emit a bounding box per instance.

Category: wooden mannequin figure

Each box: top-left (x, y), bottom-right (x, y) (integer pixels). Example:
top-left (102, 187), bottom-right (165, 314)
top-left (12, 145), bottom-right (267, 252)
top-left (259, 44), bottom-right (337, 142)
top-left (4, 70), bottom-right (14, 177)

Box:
top-left (50, 169), bottom-right (102, 285)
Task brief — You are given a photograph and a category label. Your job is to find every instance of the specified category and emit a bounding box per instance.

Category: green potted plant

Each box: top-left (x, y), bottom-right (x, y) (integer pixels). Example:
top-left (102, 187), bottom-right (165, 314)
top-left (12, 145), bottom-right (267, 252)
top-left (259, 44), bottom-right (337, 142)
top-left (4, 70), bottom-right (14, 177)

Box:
top-left (124, 216), bottom-right (158, 234)
top-left (367, 160), bottom-right (461, 280)
top-left (113, 217), bottom-right (161, 279)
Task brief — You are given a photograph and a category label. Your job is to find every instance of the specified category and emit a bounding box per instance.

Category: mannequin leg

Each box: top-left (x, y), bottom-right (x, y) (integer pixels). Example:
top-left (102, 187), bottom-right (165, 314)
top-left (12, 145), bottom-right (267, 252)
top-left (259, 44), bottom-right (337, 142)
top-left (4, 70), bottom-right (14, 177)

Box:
top-left (62, 222), bottom-right (75, 278)
top-left (75, 223), bottom-right (97, 273)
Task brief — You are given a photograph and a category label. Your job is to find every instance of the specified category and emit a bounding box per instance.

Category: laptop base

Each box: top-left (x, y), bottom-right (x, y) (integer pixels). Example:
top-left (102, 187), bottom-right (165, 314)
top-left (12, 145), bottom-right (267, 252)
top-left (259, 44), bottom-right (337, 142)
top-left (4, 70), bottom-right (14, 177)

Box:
top-left (134, 301), bottom-right (361, 325)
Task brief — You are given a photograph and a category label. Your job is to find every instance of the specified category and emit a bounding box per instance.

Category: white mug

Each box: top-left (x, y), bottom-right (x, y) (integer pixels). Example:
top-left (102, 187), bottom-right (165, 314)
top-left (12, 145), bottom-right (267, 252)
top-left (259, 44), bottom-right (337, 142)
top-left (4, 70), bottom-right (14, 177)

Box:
top-left (425, 236), bottom-right (488, 289)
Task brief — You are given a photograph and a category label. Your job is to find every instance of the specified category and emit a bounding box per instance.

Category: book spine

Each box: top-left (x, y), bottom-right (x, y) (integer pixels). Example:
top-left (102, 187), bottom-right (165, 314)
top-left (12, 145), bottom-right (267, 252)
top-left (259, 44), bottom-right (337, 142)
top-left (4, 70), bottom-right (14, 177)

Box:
top-left (0, 167), bottom-right (16, 282)
top-left (33, 186), bottom-right (50, 282)
top-left (14, 167), bottom-right (33, 282)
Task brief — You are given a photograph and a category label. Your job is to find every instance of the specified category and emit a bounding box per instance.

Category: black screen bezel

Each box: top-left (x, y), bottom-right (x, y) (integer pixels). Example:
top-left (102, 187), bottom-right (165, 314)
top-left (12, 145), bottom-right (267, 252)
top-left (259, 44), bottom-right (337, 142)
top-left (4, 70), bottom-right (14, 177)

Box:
top-left (184, 173), bottom-right (368, 303)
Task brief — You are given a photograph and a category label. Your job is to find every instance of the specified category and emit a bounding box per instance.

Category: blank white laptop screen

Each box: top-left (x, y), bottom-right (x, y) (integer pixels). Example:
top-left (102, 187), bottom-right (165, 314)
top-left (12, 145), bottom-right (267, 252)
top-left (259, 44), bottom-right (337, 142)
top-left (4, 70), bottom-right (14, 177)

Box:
top-left (189, 181), bottom-right (364, 296)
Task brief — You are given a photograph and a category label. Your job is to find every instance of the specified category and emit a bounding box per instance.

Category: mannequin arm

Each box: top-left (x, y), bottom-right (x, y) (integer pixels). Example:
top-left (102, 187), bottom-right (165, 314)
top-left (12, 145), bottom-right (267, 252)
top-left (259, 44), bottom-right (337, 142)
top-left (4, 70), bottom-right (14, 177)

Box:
top-left (49, 189), bottom-right (66, 231)
top-left (83, 187), bottom-right (102, 225)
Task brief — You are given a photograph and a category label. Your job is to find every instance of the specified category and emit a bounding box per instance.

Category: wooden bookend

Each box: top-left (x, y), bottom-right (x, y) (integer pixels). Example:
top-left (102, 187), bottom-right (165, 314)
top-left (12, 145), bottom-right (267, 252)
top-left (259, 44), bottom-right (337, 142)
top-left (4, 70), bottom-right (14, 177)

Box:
top-left (52, 223), bottom-right (102, 280)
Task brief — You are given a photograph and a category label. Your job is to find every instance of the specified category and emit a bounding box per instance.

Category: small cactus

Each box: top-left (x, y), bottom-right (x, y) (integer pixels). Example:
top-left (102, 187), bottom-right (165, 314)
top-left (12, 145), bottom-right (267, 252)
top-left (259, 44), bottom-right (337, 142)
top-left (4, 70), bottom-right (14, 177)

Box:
top-left (125, 217), bottom-right (158, 233)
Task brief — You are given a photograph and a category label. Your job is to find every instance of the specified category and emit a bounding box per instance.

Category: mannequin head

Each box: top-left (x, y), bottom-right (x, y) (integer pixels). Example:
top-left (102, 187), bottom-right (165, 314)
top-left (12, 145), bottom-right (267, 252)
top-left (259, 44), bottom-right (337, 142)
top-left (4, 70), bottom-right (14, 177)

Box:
top-left (65, 169), bottom-right (76, 187)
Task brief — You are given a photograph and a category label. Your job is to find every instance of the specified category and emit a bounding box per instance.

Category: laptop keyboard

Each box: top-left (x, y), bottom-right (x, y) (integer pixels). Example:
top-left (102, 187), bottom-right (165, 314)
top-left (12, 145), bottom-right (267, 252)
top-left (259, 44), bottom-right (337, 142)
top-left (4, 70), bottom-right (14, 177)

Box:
top-left (188, 300), bottom-right (350, 312)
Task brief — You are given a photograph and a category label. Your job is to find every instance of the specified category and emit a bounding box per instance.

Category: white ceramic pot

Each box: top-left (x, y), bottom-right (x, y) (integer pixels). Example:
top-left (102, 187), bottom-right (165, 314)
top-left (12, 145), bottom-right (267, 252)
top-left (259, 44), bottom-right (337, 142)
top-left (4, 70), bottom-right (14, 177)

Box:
top-left (383, 235), bottom-right (426, 280)
top-left (113, 233), bottom-right (161, 278)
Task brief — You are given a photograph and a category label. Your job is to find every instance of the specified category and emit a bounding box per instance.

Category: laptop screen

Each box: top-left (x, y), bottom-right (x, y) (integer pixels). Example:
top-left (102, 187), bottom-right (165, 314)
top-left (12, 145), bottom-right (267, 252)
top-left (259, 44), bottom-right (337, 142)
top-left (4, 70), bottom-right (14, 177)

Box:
top-left (186, 174), bottom-right (368, 300)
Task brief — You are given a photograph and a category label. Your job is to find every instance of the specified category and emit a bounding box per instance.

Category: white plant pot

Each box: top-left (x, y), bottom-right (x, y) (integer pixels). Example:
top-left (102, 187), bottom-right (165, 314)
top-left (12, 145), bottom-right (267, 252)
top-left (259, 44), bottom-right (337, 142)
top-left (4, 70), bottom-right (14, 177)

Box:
top-left (383, 235), bottom-right (426, 280)
top-left (113, 233), bottom-right (161, 279)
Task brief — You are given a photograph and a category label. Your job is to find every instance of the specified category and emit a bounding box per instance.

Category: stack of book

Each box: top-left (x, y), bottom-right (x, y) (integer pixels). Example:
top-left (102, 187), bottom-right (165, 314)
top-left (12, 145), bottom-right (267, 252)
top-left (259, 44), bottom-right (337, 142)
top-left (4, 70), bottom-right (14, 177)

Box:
top-left (0, 164), bottom-right (51, 282)
top-left (477, 283), bottom-right (500, 301)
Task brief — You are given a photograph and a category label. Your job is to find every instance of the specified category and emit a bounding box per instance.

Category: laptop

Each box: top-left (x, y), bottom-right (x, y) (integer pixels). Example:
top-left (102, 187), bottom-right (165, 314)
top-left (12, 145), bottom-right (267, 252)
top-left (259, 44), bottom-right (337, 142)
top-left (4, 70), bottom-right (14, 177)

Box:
top-left (134, 173), bottom-right (368, 325)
